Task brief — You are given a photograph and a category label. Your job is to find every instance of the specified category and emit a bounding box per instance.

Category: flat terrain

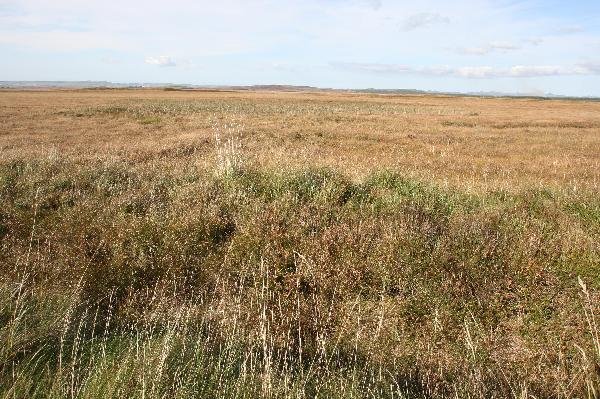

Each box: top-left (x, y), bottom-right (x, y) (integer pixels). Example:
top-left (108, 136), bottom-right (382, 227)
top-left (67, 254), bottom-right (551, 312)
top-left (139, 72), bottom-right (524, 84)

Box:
top-left (1, 89), bottom-right (600, 398)
top-left (2, 89), bottom-right (599, 191)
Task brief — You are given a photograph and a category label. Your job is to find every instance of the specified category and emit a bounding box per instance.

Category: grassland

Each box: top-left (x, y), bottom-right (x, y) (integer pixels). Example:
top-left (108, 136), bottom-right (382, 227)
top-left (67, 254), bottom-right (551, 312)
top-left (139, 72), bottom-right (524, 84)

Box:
top-left (1, 89), bottom-right (599, 398)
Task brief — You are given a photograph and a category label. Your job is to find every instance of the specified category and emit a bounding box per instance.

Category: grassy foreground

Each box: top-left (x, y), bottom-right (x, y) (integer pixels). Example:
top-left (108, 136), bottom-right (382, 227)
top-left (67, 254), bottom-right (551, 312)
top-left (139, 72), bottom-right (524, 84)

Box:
top-left (1, 153), bottom-right (600, 398)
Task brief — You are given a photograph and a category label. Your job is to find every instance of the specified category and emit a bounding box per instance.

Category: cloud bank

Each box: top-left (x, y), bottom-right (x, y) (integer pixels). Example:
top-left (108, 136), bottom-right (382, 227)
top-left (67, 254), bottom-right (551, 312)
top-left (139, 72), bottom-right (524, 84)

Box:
top-left (145, 56), bottom-right (176, 67)
top-left (332, 62), bottom-right (600, 78)
top-left (458, 41), bottom-right (521, 55)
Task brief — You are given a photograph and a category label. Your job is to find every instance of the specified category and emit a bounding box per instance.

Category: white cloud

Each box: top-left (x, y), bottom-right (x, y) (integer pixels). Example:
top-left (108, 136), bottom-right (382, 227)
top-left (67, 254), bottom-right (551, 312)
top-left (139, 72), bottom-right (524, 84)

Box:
top-left (555, 25), bottom-right (585, 34)
top-left (458, 47), bottom-right (489, 56)
top-left (488, 41), bottom-right (520, 51)
top-left (523, 38), bottom-right (543, 46)
top-left (458, 41), bottom-right (521, 56)
top-left (332, 62), bottom-right (600, 78)
top-left (399, 12), bottom-right (449, 31)
top-left (145, 55), bottom-right (176, 67)
top-left (455, 66), bottom-right (496, 78)
top-left (580, 62), bottom-right (600, 74)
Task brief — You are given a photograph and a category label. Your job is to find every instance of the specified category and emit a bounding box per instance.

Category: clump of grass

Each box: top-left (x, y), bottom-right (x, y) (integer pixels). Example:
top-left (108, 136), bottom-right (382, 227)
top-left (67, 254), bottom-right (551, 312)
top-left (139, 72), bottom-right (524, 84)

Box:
top-left (139, 116), bottom-right (162, 125)
top-left (212, 119), bottom-right (244, 176)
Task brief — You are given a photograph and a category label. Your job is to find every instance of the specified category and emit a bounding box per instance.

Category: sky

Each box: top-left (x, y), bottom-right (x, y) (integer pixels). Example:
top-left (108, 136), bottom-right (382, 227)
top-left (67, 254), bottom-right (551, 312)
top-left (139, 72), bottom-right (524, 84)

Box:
top-left (1, 0), bottom-right (600, 96)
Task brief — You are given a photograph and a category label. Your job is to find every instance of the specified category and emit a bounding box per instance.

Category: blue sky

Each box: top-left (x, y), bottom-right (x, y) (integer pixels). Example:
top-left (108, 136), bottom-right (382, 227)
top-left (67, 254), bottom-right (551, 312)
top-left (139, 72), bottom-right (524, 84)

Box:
top-left (1, 0), bottom-right (600, 96)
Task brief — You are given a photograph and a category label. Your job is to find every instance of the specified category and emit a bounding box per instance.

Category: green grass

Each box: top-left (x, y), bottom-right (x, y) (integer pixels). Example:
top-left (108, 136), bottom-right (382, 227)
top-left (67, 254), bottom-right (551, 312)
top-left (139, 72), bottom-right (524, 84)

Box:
top-left (1, 156), bottom-right (599, 398)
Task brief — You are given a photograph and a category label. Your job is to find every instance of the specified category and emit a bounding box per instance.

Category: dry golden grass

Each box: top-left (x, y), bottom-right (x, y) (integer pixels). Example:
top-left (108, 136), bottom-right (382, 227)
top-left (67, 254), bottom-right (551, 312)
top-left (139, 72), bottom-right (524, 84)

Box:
top-left (1, 88), bottom-right (599, 398)
top-left (1, 89), bottom-right (599, 192)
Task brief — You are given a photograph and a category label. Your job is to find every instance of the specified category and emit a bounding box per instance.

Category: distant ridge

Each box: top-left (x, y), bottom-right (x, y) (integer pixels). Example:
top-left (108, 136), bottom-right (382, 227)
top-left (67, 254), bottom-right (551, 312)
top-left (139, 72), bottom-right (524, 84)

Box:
top-left (1, 81), bottom-right (598, 100)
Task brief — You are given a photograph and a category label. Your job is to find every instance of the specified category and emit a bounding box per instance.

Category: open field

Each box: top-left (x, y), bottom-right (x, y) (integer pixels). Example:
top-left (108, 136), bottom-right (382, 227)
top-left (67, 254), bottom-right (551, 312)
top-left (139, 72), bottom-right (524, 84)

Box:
top-left (1, 89), bottom-right (600, 398)
top-left (2, 89), bottom-right (600, 191)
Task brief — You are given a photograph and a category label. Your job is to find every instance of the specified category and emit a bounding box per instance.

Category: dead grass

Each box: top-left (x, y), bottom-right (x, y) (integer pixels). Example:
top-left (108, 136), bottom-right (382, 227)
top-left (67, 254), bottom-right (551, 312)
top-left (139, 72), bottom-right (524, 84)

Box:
top-left (0, 89), bottom-right (599, 398)
top-left (1, 89), bottom-right (599, 193)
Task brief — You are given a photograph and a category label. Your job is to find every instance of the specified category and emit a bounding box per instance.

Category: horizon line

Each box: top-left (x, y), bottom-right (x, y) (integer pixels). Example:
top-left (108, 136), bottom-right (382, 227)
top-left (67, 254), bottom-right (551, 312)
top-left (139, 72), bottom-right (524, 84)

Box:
top-left (1, 80), bottom-right (599, 100)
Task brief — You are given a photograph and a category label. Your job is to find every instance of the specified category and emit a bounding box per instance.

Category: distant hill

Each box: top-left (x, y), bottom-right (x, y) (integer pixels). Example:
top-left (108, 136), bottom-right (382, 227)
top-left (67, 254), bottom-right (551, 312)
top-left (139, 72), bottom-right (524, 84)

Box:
top-left (1, 81), bottom-right (598, 100)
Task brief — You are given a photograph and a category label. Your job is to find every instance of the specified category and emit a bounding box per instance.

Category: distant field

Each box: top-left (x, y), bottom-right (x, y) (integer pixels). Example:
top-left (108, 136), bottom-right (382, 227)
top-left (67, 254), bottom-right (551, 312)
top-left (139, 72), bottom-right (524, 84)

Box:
top-left (2, 89), bottom-right (600, 190)
top-left (1, 89), bottom-right (599, 398)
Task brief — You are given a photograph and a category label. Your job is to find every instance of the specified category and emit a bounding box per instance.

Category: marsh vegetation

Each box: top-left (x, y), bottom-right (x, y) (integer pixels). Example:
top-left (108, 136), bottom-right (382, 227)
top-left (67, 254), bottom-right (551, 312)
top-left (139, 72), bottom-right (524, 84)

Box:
top-left (1, 89), bottom-right (599, 398)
